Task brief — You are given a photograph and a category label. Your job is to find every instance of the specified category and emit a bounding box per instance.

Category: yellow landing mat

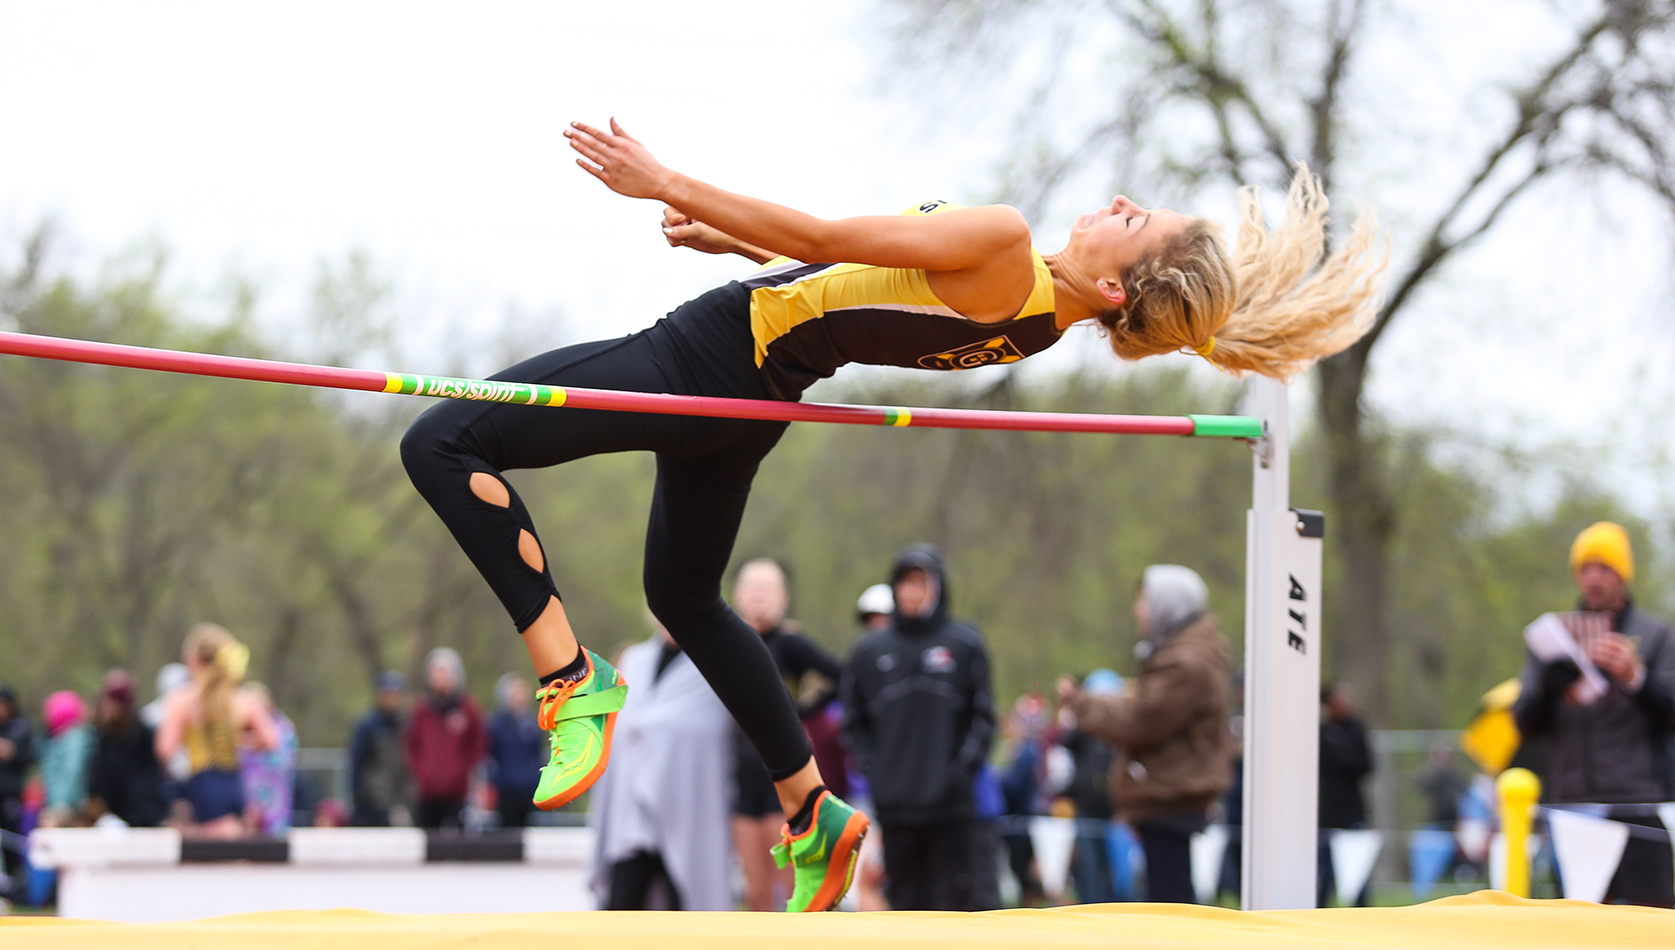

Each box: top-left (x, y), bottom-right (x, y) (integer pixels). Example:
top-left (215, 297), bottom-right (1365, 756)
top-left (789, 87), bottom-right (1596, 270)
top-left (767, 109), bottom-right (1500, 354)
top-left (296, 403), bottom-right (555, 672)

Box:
top-left (3, 891), bottom-right (1672, 949)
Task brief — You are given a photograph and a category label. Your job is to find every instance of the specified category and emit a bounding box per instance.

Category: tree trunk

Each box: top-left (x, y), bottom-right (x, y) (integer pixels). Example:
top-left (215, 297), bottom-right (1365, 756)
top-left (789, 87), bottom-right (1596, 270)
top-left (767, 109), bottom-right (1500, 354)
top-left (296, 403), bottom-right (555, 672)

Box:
top-left (1316, 338), bottom-right (1394, 720)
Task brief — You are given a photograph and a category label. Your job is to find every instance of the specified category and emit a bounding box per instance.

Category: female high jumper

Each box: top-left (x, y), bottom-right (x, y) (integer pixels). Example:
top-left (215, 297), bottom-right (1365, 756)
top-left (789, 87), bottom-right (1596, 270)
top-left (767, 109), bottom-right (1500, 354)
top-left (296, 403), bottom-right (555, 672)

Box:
top-left (400, 118), bottom-right (1384, 912)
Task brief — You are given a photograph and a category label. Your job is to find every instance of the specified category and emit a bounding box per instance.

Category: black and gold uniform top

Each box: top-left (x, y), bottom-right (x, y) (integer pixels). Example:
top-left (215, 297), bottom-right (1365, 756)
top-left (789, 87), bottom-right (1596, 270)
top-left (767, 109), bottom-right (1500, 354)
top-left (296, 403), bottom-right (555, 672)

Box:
top-left (743, 200), bottom-right (1061, 399)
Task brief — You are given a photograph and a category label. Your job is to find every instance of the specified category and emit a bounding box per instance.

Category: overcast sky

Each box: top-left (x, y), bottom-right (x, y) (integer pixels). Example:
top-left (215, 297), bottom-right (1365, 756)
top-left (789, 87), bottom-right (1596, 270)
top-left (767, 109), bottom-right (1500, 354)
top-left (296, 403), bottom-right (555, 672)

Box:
top-left (3, 0), bottom-right (1672, 527)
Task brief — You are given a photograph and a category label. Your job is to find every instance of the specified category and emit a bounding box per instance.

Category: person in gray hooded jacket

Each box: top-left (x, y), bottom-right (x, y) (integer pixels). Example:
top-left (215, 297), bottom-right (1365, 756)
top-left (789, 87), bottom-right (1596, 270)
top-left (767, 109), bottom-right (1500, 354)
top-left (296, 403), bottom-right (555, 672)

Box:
top-left (1061, 564), bottom-right (1233, 903)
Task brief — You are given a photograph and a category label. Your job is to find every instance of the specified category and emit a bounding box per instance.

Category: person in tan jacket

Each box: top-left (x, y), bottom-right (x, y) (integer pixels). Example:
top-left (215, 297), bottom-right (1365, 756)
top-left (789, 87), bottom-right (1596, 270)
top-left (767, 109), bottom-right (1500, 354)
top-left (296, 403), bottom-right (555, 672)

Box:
top-left (1059, 565), bottom-right (1232, 903)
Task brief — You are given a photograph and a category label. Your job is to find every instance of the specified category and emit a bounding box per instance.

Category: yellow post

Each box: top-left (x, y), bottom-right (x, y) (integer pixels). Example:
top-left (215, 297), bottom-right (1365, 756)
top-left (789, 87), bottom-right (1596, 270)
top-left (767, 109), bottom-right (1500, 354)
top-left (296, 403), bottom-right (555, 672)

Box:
top-left (1497, 767), bottom-right (1541, 897)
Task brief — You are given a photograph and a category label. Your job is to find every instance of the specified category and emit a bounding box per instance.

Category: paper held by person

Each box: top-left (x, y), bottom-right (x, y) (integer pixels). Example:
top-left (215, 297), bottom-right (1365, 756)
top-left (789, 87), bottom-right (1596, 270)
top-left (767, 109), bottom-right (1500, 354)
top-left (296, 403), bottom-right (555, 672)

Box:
top-left (1524, 612), bottom-right (1610, 705)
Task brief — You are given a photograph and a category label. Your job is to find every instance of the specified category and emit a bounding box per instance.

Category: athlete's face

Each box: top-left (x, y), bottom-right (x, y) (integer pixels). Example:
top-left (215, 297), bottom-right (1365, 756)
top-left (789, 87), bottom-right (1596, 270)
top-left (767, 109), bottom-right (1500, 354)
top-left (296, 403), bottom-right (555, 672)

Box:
top-left (733, 561), bottom-right (789, 633)
top-left (1071, 196), bottom-right (1190, 303)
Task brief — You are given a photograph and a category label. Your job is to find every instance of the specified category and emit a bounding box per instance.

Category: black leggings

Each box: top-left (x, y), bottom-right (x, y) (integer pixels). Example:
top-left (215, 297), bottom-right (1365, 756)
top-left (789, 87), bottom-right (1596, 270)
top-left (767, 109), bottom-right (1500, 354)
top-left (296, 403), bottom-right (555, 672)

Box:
top-left (399, 285), bottom-right (813, 780)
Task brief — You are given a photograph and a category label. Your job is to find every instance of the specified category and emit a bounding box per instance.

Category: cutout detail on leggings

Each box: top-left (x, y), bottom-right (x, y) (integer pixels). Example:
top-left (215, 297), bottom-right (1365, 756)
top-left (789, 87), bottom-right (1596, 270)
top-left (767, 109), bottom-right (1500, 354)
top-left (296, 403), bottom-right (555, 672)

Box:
top-left (470, 471), bottom-right (512, 508)
top-left (518, 529), bottom-right (545, 573)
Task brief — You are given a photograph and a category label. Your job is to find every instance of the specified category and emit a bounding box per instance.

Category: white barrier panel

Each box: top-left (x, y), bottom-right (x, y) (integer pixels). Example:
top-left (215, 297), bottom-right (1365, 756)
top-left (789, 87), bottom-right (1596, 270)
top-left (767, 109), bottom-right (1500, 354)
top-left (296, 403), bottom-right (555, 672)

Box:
top-left (288, 827), bottom-right (426, 865)
top-left (35, 827), bottom-right (595, 921)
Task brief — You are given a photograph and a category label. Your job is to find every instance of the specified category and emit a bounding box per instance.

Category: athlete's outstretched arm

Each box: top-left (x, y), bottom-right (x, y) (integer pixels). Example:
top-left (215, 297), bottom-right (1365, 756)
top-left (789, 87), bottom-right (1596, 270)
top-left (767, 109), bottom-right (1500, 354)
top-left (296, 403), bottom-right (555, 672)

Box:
top-left (565, 119), bottom-right (1029, 272)
top-left (660, 207), bottom-right (778, 264)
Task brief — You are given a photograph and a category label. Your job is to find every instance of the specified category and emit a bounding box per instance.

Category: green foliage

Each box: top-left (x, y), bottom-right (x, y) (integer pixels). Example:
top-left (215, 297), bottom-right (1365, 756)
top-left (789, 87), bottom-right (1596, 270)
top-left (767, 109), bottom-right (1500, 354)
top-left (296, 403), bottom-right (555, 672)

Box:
top-left (1, 257), bottom-right (1666, 743)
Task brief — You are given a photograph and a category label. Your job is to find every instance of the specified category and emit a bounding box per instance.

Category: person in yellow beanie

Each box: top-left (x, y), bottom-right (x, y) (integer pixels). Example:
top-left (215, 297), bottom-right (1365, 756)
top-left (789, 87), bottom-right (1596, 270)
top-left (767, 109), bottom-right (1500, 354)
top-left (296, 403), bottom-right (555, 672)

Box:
top-left (1570, 520), bottom-right (1634, 585)
top-left (1512, 521), bottom-right (1675, 907)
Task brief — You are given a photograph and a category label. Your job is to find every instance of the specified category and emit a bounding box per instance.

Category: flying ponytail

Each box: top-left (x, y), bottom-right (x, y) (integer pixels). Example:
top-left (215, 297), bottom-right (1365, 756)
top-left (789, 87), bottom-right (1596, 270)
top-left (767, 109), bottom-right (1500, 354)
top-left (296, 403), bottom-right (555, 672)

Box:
top-left (1098, 164), bottom-right (1387, 380)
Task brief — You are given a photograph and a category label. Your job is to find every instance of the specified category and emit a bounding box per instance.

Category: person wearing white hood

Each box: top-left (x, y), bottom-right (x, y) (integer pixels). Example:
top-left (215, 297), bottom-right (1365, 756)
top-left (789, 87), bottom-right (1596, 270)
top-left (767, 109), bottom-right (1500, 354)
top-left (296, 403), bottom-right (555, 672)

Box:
top-left (1058, 564), bottom-right (1233, 903)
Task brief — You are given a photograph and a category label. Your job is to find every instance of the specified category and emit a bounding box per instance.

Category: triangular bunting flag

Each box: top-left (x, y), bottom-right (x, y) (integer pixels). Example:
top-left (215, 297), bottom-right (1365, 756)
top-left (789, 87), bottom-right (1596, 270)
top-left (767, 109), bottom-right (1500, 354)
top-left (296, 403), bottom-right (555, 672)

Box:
top-left (1547, 809), bottom-right (1629, 903)
top-left (1189, 824), bottom-right (1228, 904)
top-left (1028, 816), bottom-right (1077, 900)
top-left (1330, 829), bottom-right (1383, 905)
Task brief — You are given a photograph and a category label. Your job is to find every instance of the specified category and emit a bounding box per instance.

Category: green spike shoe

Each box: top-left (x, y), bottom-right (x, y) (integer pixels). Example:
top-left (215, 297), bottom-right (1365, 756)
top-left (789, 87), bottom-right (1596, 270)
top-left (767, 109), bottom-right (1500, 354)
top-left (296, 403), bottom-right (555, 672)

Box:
top-left (771, 789), bottom-right (871, 912)
top-left (531, 648), bottom-right (628, 809)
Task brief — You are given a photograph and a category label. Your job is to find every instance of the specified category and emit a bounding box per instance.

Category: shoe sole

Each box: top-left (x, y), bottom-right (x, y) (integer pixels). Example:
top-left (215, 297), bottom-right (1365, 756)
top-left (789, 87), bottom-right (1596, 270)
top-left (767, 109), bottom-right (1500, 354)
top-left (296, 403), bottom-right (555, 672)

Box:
top-left (532, 709), bottom-right (618, 811)
top-left (804, 811), bottom-right (871, 912)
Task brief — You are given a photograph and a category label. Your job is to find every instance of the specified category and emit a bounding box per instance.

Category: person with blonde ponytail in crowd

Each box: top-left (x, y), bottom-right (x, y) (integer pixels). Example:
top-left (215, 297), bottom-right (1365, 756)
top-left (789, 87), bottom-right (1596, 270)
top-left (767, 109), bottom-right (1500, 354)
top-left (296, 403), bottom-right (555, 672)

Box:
top-left (399, 119), bottom-right (1387, 911)
top-left (156, 623), bottom-right (279, 838)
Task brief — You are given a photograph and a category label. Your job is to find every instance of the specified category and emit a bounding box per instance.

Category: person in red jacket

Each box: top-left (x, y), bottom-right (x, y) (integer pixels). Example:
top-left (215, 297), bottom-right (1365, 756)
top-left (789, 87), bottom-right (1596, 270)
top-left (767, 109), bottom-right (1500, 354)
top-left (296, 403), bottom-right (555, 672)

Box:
top-left (403, 648), bottom-right (487, 829)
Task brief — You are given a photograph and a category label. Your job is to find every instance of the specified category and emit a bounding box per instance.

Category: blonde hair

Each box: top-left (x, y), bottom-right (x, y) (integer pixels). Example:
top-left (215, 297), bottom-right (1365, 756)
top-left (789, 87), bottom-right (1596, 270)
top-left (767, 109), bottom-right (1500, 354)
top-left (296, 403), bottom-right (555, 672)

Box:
top-left (184, 622), bottom-right (246, 734)
top-left (1098, 165), bottom-right (1387, 380)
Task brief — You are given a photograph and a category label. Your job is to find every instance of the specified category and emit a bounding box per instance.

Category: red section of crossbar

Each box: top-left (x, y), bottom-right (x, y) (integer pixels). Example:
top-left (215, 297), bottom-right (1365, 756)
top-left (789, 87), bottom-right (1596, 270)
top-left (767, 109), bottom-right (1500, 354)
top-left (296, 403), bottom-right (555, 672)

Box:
top-left (0, 330), bottom-right (1197, 437)
top-left (0, 329), bottom-right (391, 392)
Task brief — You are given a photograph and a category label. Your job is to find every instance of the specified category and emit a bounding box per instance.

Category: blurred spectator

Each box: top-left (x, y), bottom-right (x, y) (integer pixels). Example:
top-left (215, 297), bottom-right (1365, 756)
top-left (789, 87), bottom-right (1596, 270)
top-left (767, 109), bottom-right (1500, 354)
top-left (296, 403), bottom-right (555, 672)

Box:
top-left (39, 691), bottom-right (94, 826)
top-left (1218, 671), bottom-right (1246, 901)
top-left (87, 671), bottom-right (166, 827)
top-left (1061, 670), bottom-right (1122, 903)
top-left (142, 663), bottom-right (192, 786)
top-left (591, 625), bottom-right (734, 910)
top-left (1065, 565), bottom-right (1232, 905)
top-left (856, 584), bottom-right (893, 633)
top-left (1419, 744), bottom-right (1467, 828)
top-left (312, 798), bottom-right (349, 827)
top-left (843, 545), bottom-right (999, 911)
top-left (849, 583), bottom-right (895, 912)
top-left (488, 674), bottom-right (544, 829)
top-left (1512, 522), bottom-right (1675, 907)
top-left (999, 693), bottom-right (1050, 906)
top-left (728, 558), bottom-right (843, 912)
top-left (239, 683), bottom-right (298, 836)
top-left (404, 647), bottom-right (486, 830)
top-left (1318, 682), bottom-right (1372, 906)
top-left (0, 685), bottom-right (36, 899)
top-left (350, 671), bottom-right (411, 826)
top-left (156, 624), bottom-right (280, 837)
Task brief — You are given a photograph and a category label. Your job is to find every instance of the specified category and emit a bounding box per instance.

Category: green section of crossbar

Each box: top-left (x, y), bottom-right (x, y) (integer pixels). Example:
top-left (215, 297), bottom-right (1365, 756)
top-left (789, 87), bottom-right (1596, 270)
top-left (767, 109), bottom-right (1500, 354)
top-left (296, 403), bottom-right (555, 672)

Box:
top-left (1188, 415), bottom-right (1265, 439)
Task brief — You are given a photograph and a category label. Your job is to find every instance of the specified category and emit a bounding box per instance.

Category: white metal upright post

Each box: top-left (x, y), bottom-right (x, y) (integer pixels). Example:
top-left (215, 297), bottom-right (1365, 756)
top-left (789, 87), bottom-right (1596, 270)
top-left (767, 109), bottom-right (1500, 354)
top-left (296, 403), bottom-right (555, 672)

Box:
top-left (1241, 377), bottom-right (1324, 910)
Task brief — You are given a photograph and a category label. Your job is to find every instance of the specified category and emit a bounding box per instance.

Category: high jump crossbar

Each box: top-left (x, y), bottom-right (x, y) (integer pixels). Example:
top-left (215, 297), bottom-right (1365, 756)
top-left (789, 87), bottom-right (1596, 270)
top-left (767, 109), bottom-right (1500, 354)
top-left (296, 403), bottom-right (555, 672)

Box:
top-left (0, 330), bottom-right (1262, 438)
top-left (0, 328), bottom-right (1321, 911)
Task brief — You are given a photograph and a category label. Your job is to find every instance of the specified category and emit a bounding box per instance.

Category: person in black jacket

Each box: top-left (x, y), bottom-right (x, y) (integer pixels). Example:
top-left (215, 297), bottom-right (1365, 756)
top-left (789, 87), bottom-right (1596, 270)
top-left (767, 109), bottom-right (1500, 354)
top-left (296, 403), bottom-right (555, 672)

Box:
top-left (842, 545), bottom-right (999, 910)
top-left (349, 671), bottom-right (412, 827)
top-left (728, 557), bottom-right (846, 911)
top-left (87, 671), bottom-right (166, 827)
top-left (0, 685), bottom-right (37, 901)
top-left (1512, 522), bottom-right (1675, 907)
top-left (1318, 682), bottom-right (1372, 906)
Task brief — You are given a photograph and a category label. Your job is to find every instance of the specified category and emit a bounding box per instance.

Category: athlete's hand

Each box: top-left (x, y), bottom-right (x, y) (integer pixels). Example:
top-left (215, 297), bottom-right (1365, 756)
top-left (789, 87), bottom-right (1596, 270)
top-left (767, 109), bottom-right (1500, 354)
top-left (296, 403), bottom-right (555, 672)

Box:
top-left (661, 207), bottom-right (736, 255)
top-left (565, 118), bottom-right (676, 200)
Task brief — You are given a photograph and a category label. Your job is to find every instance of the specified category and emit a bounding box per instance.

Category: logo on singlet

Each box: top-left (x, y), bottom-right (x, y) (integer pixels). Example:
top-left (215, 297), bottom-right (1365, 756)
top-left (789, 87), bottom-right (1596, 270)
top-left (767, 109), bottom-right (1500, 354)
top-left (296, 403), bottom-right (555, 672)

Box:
top-left (918, 200), bottom-right (947, 214)
top-left (918, 335), bottom-right (1025, 371)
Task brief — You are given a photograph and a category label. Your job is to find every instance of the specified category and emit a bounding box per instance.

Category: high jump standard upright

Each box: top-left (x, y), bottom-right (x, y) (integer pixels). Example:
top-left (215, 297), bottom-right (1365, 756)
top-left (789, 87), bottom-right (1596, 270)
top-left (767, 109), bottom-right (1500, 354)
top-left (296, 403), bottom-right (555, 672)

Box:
top-left (1242, 376), bottom-right (1323, 910)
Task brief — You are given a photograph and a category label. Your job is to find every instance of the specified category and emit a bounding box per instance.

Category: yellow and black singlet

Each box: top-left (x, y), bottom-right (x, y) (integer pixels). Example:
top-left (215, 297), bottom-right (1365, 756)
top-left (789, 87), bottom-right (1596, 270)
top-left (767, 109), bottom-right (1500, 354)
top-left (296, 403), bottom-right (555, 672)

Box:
top-left (742, 200), bottom-right (1061, 399)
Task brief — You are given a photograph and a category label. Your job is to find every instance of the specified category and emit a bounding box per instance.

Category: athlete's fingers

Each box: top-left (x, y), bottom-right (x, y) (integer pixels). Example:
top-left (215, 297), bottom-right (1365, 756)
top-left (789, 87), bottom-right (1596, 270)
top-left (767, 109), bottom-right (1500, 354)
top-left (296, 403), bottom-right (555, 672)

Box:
top-left (662, 223), bottom-right (701, 245)
top-left (566, 132), bottom-right (610, 167)
top-left (576, 157), bottom-right (607, 182)
top-left (563, 124), bottom-right (602, 148)
top-left (609, 117), bottom-right (637, 142)
top-left (662, 207), bottom-right (690, 227)
top-left (570, 121), bottom-right (612, 142)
